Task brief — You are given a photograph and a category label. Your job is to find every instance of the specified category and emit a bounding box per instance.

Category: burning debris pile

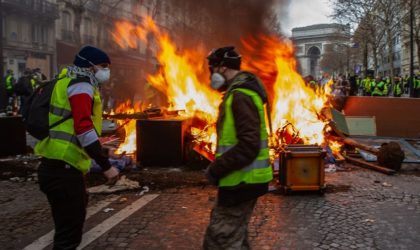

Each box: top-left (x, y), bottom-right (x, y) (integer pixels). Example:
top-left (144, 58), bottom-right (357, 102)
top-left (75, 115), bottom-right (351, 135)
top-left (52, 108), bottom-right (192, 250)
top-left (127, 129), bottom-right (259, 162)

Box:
top-left (106, 16), bottom-right (404, 175)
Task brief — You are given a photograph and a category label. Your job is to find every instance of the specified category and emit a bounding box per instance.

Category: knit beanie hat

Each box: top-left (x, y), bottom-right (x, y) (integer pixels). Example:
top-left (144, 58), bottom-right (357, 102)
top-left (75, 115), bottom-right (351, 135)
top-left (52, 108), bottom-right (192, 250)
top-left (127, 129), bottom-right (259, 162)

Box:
top-left (73, 45), bottom-right (111, 68)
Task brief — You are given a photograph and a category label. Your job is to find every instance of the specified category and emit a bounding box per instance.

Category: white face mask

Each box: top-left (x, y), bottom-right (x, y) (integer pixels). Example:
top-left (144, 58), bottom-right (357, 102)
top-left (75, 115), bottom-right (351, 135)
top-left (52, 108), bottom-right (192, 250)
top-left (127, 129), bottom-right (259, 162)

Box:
top-left (34, 72), bottom-right (42, 80)
top-left (210, 73), bottom-right (226, 90)
top-left (95, 67), bottom-right (110, 83)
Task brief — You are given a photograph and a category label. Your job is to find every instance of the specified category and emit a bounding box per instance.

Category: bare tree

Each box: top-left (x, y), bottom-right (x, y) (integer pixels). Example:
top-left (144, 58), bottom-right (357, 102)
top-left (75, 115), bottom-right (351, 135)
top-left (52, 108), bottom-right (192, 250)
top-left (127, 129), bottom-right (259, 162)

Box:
top-left (320, 44), bottom-right (347, 74)
top-left (356, 14), bottom-right (386, 72)
top-left (353, 16), bottom-right (373, 73)
top-left (331, 0), bottom-right (403, 81)
top-left (331, 0), bottom-right (379, 74)
top-left (375, 0), bottom-right (401, 80)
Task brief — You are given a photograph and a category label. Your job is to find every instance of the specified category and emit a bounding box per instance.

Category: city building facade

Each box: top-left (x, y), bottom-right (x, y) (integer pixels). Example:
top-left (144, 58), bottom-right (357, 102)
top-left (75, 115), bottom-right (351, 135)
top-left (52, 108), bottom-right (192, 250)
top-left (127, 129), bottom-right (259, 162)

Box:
top-left (1, 0), bottom-right (59, 78)
top-left (376, 32), bottom-right (402, 77)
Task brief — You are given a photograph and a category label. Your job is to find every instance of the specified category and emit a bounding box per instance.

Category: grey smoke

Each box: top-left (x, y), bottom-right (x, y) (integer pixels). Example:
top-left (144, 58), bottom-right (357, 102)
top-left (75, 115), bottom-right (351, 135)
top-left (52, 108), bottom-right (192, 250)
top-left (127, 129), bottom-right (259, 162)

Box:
top-left (171, 0), bottom-right (287, 48)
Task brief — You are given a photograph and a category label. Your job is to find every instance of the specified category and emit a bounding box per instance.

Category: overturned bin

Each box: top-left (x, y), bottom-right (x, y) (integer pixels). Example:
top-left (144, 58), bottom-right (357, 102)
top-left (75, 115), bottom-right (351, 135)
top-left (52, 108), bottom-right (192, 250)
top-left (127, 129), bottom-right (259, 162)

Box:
top-left (278, 145), bottom-right (326, 194)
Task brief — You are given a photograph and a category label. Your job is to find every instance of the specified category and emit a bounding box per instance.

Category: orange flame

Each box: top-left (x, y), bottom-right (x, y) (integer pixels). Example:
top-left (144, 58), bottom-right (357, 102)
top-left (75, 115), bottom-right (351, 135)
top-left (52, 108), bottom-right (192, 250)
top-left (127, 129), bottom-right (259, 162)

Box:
top-left (114, 100), bottom-right (141, 155)
top-left (114, 120), bottom-right (137, 155)
top-left (328, 140), bottom-right (343, 154)
top-left (112, 17), bottom-right (220, 153)
top-left (111, 17), bottom-right (336, 157)
top-left (143, 18), bottom-right (221, 151)
top-left (147, 35), bottom-right (221, 120)
top-left (241, 35), bottom-right (333, 145)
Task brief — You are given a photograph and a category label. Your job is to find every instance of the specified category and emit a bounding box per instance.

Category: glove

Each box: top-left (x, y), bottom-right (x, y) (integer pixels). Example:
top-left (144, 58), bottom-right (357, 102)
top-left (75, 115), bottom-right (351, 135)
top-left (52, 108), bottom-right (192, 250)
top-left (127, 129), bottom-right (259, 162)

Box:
top-left (205, 166), bottom-right (218, 186)
top-left (103, 166), bottom-right (120, 185)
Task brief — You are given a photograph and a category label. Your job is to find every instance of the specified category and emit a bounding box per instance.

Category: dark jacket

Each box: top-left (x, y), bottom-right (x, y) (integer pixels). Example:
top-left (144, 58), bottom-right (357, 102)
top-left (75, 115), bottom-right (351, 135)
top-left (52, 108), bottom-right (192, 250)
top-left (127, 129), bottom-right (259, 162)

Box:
top-left (209, 71), bottom-right (270, 207)
top-left (15, 75), bottom-right (33, 96)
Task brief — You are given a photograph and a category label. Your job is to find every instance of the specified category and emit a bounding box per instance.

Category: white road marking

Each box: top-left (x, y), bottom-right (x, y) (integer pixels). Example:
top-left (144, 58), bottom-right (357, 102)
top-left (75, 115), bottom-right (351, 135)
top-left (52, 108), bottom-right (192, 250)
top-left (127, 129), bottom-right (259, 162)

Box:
top-left (23, 195), bottom-right (120, 250)
top-left (78, 194), bottom-right (159, 249)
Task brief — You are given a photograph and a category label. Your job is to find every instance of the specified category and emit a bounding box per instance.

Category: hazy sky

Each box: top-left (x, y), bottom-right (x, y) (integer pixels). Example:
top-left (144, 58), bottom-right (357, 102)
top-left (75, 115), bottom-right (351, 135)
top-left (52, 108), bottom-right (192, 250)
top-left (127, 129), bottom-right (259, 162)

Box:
top-left (280, 0), bottom-right (334, 36)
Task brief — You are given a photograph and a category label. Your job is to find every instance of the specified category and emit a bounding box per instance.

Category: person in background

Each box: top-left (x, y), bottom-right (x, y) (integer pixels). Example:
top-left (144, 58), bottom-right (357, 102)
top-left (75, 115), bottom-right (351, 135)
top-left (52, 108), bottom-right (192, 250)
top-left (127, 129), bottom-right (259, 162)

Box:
top-left (371, 76), bottom-right (387, 97)
top-left (348, 75), bottom-right (358, 96)
top-left (303, 75), bottom-right (317, 90)
top-left (402, 74), bottom-right (409, 95)
top-left (3, 69), bottom-right (16, 110)
top-left (203, 46), bottom-right (273, 250)
top-left (384, 76), bottom-right (391, 96)
top-left (15, 68), bottom-right (34, 114)
top-left (33, 67), bottom-right (47, 81)
top-left (35, 46), bottom-right (120, 250)
top-left (319, 72), bottom-right (330, 86)
top-left (414, 72), bottom-right (420, 98)
top-left (393, 76), bottom-right (403, 97)
top-left (362, 75), bottom-right (373, 96)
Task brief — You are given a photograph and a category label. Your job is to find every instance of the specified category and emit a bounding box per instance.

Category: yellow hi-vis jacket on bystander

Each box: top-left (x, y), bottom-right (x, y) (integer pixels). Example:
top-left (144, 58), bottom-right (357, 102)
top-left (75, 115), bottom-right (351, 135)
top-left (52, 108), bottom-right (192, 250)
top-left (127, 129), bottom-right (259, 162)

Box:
top-left (35, 71), bottom-right (102, 174)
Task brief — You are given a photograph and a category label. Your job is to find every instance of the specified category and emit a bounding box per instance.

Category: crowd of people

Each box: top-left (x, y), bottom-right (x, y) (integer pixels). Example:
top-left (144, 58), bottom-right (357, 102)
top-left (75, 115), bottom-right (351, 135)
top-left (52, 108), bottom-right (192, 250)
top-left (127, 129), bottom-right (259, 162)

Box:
top-left (1, 67), bottom-right (119, 115)
top-left (305, 72), bottom-right (420, 98)
top-left (2, 68), bottom-right (47, 115)
top-left (354, 74), bottom-right (420, 97)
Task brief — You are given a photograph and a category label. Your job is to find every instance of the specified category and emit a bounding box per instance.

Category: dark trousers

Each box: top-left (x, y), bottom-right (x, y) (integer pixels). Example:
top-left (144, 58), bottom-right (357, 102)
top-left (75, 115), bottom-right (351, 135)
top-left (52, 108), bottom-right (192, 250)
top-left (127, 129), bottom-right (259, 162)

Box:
top-left (19, 95), bottom-right (28, 115)
top-left (38, 160), bottom-right (88, 250)
top-left (6, 90), bottom-right (14, 106)
top-left (203, 198), bottom-right (257, 250)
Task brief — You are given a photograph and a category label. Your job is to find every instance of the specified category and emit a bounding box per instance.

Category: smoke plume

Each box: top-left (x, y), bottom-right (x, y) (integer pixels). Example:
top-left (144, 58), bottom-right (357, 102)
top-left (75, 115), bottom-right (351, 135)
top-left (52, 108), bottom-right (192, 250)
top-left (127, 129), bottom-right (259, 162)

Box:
top-left (168, 0), bottom-right (286, 49)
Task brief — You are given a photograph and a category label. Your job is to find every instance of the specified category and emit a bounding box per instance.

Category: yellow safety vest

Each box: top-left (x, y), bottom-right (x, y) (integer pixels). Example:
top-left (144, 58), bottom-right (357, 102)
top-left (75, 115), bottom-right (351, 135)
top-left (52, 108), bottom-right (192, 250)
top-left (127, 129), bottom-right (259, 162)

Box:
top-left (216, 87), bottom-right (273, 187)
top-left (35, 75), bottom-right (102, 174)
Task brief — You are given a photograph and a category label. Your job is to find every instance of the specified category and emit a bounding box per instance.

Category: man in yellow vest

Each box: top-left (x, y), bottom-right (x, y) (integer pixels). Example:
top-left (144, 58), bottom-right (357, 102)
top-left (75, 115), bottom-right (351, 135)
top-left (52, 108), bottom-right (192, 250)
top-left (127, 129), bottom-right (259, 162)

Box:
top-left (393, 76), bottom-right (403, 97)
top-left (203, 46), bottom-right (273, 249)
top-left (371, 76), bottom-right (387, 96)
top-left (35, 46), bottom-right (119, 249)
top-left (4, 69), bottom-right (15, 108)
top-left (415, 72), bottom-right (420, 98)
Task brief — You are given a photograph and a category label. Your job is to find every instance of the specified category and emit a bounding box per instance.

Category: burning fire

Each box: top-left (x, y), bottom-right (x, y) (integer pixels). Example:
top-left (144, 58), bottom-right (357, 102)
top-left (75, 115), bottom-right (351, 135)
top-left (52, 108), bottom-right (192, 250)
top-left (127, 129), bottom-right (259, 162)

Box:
top-left (112, 17), bottom-right (221, 154)
top-left (241, 35), bottom-right (333, 145)
top-left (147, 36), bottom-right (221, 121)
top-left (111, 17), bottom-right (339, 156)
top-left (328, 140), bottom-right (343, 154)
top-left (113, 100), bottom-right (142, 155)
top-left (112, 18), bottom-right (220, 118)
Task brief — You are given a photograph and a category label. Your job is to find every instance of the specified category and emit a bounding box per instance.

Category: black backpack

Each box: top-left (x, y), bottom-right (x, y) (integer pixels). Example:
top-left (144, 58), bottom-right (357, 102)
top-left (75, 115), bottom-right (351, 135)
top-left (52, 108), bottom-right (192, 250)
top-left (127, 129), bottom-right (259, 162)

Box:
top-left (23, 78), bottom-right (72, 140)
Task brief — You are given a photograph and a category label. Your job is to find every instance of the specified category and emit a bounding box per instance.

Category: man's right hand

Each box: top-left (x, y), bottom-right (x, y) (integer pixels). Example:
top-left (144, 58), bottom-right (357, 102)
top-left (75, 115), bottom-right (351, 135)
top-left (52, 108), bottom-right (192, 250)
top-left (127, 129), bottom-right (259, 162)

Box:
top-left (103, 166), bottom-right (119, 185)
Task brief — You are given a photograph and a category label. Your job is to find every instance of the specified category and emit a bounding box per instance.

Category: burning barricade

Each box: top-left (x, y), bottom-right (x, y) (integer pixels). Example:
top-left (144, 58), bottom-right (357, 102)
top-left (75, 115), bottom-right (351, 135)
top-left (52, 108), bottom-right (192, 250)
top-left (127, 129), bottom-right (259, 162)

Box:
top-left (102, 16), bottom-right (404, 193)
